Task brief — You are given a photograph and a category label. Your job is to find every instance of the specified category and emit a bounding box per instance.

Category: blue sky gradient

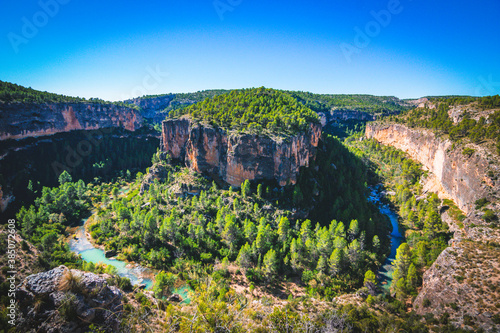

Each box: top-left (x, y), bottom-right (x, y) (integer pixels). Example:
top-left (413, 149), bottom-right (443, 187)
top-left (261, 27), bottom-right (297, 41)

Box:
top-left (1, 0), bottom-right (499, 100)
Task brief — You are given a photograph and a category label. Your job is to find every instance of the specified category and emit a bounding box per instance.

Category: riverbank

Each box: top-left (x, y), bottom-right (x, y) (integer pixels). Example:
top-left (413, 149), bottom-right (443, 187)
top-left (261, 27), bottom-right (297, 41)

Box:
top-left (69, 217), bottom-right (154, 289)
top-left (67, 184), bottom-right (155, 289)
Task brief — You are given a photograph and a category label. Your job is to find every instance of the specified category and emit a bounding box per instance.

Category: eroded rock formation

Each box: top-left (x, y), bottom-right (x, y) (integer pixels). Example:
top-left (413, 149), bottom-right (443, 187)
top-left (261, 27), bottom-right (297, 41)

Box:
top-left (0, 102), bottom-right (142, 140)
top-left (162, 118), bottom-right (321, 186)
top-left (17, 265), bottom-right (124, 332)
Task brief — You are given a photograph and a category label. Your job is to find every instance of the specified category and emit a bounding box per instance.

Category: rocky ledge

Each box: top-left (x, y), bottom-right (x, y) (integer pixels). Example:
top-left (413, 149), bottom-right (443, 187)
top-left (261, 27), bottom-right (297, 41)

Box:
top-left (17, 265), bottom-right (124, 333)
top-left (162, 118), bottom-right (322, 186)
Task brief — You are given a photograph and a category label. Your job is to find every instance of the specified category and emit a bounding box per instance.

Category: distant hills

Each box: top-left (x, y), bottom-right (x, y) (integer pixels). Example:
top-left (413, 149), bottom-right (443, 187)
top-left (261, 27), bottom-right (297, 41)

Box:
top-left (0, 81), bottom-right (410, 119)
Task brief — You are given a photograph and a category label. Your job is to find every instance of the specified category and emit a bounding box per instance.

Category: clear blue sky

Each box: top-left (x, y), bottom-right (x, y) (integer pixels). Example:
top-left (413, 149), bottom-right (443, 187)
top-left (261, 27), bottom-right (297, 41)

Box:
top-left (1, 0), bottom-right (499, 101)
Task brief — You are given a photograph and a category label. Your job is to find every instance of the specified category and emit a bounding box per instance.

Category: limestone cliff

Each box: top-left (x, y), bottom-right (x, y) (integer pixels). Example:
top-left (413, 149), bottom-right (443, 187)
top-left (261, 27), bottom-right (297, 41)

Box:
top-left (366, 123), bottom-right (498, 214)
top-left (162, 118), bottom-right (321, 186)
top-left (366, 123), bottom-right (500, 332)
top-left (0, 102), bottom-right (142, 140)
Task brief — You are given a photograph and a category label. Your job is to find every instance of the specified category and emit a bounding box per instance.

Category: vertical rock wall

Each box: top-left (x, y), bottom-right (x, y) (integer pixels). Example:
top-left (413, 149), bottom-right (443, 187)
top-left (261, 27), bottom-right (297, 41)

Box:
top-left (162, 118), bottom-right (321, 186)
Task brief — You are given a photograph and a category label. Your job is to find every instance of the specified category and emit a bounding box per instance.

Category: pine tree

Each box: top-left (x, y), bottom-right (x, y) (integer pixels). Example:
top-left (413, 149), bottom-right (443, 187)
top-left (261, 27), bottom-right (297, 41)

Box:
top-left (391, 243), bottom-right (412, 294)
top-left (58, 170), bottom-right (72, 185)
top-left (334, 222), bottom-right (346, 238)
top-left (293, 185), bottom-right (303, 204)
top-left (263, 248), bottom-right (279, 281)
top-left (236, 243), bottom-right (253, 268)
top-left (241, 179), bottom-right (251, 198)
top-left (364, 269), bottom-right (377, 287)
top-left (406, 263), bottom-right (418, 291)
top-left (243, 219), bottom-right (257, 243)
top-left (316, 256), bottom-right (328, 273)
top-left (277, 216), bottom-right (290, 243)
top-left (372, 235), bottom-right (380, 253)
top-left (329, 248), bottom-right (344, 275)
top-left (348, 219), bottom-right (360, 241)
top-left (257, 184), bottom-right (263, 198)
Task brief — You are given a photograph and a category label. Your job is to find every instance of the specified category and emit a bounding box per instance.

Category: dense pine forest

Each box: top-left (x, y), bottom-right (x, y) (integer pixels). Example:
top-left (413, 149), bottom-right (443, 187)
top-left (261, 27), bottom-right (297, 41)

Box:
top-left (287, 91), bottom-right (410, 115)
top-left (169, 87), bottom-right (320, 136)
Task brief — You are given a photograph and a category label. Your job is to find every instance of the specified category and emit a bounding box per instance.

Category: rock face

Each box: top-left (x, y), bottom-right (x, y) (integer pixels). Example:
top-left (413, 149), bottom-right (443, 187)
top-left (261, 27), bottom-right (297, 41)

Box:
top-left (126, 95), bottom-right (176, 123)
top-left (17, 265), bottom-right (124, 333)
top-left (412, 243), bottom-right (500, 332)
top-left (366, 123), bottom-right (497, 214)
top-left (162, 118), bottom-right (322, 186)
top-left (0, 102), bottom-right (142, 140)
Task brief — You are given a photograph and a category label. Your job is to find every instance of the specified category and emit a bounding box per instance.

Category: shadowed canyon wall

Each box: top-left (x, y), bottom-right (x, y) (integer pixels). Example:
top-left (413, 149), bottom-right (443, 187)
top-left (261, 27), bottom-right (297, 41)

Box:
top-left (0, 102), bottom-right (142, 140)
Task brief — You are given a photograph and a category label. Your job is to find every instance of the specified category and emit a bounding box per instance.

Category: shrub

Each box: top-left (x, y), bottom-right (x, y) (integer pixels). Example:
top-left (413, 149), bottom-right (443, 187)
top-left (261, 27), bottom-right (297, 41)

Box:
top-left (246, 268), bottom-right (263, 283)
top-left (462, 148), bottom-right (475, 157)
top-left (423, 298), bottom-right (431, 307)
top-left (59, 294), bottom-right (78, 321)
top-left (475, 198), bottom-right (489, 210)
top-left (483, 209), bottom-right (497, 222)
top-left (58, 270), bottom-right (82, 293)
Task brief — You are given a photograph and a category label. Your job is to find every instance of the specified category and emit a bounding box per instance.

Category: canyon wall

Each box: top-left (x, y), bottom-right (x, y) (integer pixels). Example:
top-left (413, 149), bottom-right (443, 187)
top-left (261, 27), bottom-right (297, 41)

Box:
top-left (366, 123), bottom-right (495, 214)
top-left (0, 102), bottom-right (142, 140)
top-left (162, 118), bottom-right (321, 186)
top-left (366, 122), bottom-right (500, 332)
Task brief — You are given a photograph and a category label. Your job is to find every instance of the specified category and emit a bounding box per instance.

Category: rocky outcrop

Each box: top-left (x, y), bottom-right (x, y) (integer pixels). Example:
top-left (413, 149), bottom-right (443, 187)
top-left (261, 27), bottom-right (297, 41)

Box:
top-left (17, 265), bottom-right (124, 333)
top-left (366, 123), bottom-right (498, 214)
top-left (162, 118), bottom-right (321, 186)
top-left (0, 102), bottom-right (142, 140)
top-left (140, 157), bottom-right (169, 194)
top-left (317, 109), bottom-right (375, 127)
top-left (413, 243), bottom-right (500, 332)
top-left (0, 185), bottom-right (13, 213)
